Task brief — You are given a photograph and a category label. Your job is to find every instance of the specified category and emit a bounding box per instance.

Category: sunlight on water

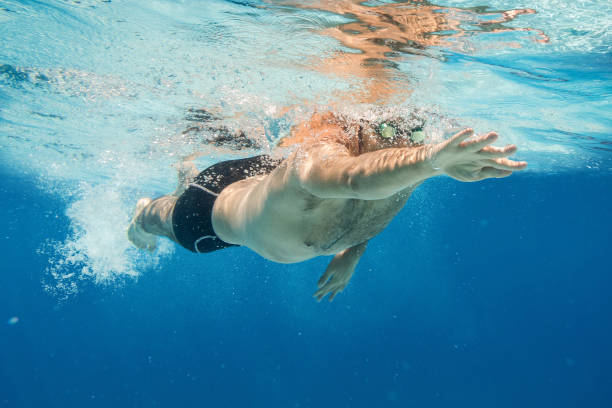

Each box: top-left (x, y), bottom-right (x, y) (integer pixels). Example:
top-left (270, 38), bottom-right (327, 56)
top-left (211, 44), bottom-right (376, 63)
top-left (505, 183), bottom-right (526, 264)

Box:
top-left (0, 0), bottom-right (610, 294)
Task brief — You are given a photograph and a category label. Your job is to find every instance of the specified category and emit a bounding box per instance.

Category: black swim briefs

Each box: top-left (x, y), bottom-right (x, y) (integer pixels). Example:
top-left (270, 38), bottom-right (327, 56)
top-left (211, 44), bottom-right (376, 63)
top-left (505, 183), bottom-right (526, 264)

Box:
top-left (172, 155), bottom-right (282, 253)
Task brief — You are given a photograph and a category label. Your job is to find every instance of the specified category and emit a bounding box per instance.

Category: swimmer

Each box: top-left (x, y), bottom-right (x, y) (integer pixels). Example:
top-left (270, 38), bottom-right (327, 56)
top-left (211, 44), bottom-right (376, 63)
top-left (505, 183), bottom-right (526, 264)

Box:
top-left (128, 112), bottom-right (526, 301)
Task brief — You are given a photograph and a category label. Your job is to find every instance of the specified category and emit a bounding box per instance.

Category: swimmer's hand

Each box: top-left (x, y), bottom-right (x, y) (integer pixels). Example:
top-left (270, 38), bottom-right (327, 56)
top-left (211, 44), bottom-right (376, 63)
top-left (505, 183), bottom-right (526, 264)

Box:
top-left (314, 241), bottom-right (368, 302)
top-left (432, 128), bottom-right (527, 182)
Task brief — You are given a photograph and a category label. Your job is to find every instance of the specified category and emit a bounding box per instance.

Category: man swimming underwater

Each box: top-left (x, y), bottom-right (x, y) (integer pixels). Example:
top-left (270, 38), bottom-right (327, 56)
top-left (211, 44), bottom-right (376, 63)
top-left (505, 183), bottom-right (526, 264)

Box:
top-left (128, 112), bottom-right (526, 301)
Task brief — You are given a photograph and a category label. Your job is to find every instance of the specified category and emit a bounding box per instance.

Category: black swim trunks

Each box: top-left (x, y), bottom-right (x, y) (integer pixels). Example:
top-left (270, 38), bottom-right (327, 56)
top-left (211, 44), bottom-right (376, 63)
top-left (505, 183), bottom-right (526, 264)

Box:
top-left (172, 155), bottom-right (282, 253)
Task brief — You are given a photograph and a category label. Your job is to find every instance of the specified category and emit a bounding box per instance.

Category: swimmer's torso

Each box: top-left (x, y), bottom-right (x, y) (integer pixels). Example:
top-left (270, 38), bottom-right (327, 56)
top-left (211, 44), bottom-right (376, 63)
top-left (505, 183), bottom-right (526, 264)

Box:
top-left (212, 168), bottom-right (415, 263)
top-left (298, 190), bottom-right (412, 254)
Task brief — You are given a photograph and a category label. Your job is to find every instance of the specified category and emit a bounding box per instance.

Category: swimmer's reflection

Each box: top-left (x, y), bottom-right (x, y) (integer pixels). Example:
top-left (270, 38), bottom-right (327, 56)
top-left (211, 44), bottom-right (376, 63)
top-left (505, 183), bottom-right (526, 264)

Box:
top-left (280, 0), bottom-right (548, 102)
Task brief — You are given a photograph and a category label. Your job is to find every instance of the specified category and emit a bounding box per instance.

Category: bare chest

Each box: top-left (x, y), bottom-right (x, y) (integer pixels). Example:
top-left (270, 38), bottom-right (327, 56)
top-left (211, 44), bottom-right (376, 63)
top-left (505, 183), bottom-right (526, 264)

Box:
top-left (299, 190), bottom-right (412, 254)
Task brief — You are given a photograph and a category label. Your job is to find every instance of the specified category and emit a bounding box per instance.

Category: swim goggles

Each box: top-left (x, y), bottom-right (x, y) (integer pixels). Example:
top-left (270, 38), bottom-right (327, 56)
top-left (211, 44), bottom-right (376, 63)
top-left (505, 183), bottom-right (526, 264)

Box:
top-left (377, 122), bottom-right (425, 144)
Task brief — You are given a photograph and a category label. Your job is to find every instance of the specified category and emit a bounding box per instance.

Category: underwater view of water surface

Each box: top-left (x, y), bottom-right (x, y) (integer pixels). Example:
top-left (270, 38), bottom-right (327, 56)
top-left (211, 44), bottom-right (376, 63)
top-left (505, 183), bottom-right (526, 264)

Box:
top-left (1, 0), bottom-right (611, 406)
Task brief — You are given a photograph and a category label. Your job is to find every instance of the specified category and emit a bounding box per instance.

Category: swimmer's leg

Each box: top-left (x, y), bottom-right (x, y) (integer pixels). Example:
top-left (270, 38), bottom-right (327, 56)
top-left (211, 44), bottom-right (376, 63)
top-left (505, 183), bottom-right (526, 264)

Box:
top-left (128, 152), bottom-right (203, 251)
top-left (127, 195), bottom-right (177, 251)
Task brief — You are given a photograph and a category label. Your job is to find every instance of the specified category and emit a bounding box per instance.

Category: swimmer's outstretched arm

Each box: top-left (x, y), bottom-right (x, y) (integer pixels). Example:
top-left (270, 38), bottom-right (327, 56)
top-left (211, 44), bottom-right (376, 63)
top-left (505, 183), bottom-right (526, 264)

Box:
top-left (295, 129), bottom-right (527, 200)
top-left (313, 241), bottom-right (368, 302)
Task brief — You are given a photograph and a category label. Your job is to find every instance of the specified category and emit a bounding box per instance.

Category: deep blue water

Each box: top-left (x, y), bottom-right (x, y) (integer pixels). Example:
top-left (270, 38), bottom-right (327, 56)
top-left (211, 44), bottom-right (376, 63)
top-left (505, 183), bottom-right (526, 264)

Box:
top-left (2, 0), bottom-right (612, 406)
top-left (2, 171), bottom-right (611, 407)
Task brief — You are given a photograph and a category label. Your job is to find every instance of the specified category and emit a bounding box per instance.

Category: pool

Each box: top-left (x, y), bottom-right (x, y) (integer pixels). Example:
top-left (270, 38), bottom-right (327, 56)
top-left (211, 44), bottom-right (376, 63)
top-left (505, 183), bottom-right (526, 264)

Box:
top-left (1, 1), bottom-right (611, 406)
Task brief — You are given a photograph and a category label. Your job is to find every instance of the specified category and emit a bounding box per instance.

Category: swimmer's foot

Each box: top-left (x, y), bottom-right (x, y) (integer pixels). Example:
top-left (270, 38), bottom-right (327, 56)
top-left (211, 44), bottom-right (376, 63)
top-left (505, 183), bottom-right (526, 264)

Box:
top-left (127, 198), bottom-right (158, 252)
top-left (172, 156), bottom-right (201, 196)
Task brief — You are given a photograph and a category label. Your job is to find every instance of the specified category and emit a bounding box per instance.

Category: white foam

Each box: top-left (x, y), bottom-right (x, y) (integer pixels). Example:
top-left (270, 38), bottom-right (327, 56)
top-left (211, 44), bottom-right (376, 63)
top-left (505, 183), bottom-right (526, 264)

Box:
top-left (41, 179), bottom-right (174, 299)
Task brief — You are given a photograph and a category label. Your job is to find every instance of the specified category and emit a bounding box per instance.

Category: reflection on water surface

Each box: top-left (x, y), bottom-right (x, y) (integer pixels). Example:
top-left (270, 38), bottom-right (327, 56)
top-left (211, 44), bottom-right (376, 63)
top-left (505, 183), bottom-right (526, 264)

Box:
top-left (270, 0), bottom-right (548, 102)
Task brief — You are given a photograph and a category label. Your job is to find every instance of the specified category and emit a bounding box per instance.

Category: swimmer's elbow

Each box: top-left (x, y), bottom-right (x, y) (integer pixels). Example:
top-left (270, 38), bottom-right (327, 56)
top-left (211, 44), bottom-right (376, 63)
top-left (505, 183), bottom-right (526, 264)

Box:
top-left (294, 159), bottom-right (351, 198)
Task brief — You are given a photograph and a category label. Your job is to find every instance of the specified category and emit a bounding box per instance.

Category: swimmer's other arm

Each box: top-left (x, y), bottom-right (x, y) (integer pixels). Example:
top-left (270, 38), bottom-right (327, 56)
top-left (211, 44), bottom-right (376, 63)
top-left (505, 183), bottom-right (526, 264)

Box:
top-left (314, 241), bottom-right (368, 302)
top-left (295, 128), bottom-right (527, 200)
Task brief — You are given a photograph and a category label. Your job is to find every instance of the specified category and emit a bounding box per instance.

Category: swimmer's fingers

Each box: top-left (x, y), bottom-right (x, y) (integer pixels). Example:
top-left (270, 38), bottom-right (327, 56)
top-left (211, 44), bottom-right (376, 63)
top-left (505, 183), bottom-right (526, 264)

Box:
top-left (317, 267), bottom-right (334, 288)
top-left (459, 131), bottom-right (498, 151)
top-left (448, 128), bottom-right (474, 147)
top-left (326, 282), bottom-right (346, 302)
top-left (313, 275), bottom-right (347, 302)
top-left (314, 280), bottom-right (341, 301)
top-left (314, 275), bottom-right (333, 301)
top-left (484, 158), bottom-right (528, 171)
top-left (477, 167), bottom-right (513, 179)
top-left (315, 259), bottom-right (340, 301)
top-left (313, 283), bottom-right (334, 302)
top-left (478, 144), bottom-right (517, 158)
top-left (328, 287), bottom-right (343, 302)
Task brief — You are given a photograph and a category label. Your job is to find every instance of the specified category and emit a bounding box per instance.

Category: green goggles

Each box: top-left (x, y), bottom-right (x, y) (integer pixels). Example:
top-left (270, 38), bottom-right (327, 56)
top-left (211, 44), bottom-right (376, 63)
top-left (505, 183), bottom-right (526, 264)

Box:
top-left (377, 122), bottom-right (425, 144)
top-left (378, 123), bottom-right (396, 139)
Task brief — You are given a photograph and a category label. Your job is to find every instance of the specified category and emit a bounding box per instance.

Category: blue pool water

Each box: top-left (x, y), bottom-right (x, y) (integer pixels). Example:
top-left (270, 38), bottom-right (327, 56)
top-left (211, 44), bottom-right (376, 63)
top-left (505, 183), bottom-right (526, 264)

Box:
top-left (1, 0), bottom-right (611, 406)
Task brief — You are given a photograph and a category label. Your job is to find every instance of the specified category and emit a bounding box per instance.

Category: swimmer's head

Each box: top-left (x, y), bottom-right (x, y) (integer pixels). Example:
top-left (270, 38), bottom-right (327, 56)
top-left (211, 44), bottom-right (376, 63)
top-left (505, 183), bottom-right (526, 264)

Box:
top-left (279, 111), bottom-right (427, 153)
